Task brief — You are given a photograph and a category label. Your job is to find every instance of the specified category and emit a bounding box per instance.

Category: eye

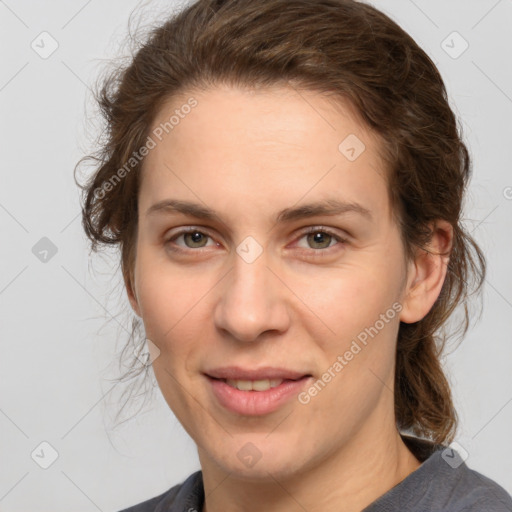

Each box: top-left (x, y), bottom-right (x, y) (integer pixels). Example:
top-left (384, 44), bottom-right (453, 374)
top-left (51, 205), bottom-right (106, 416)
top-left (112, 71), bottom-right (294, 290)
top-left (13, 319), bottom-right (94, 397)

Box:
top-left (295, 227), bottom-right (348, 251)
top-left (165, 228), bottom-right (218, 250)
top-left (163, 226), bottom-right (348, 256)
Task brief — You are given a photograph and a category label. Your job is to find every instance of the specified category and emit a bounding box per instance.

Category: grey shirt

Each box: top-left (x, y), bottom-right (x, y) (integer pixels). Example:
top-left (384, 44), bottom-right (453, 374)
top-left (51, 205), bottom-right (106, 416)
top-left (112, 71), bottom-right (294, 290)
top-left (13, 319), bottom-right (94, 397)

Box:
top-left (119, 435), bottom-right (512, 511)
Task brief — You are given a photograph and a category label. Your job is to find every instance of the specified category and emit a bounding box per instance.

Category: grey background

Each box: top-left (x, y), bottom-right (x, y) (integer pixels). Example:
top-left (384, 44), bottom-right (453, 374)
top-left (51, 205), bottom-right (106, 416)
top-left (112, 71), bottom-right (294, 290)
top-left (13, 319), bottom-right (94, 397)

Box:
top-left (1, 0), bottom-right (511, 510)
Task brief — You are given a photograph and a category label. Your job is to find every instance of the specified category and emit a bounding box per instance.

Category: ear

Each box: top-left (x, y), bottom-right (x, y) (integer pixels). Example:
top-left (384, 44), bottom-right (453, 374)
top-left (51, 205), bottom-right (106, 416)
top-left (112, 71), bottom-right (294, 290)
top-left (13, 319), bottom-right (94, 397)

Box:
top-left (399, 220), bottom-right (453, 324)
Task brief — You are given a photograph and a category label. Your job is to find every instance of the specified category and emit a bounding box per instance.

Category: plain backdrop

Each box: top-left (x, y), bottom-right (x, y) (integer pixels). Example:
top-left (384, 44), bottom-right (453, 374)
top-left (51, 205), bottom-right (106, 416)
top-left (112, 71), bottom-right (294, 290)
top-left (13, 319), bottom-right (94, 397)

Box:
top-left (1, 0), bottom-right (511, 510)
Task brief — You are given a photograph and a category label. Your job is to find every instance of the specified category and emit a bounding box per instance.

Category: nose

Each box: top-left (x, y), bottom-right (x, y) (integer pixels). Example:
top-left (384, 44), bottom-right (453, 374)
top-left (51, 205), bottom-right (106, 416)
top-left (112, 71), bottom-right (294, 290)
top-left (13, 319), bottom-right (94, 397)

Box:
top-left (213, 250), bottom-right (291, 343)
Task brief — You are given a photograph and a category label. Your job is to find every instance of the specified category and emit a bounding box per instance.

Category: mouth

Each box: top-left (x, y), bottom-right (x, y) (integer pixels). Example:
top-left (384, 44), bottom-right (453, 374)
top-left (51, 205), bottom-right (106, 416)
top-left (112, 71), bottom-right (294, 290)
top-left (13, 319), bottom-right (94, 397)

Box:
top-left (208, 376), bottom-right (309, 392)
top-left (203, 367), bottom-right (313, 416)
top-left (204, 366), bottom-right (311, 381)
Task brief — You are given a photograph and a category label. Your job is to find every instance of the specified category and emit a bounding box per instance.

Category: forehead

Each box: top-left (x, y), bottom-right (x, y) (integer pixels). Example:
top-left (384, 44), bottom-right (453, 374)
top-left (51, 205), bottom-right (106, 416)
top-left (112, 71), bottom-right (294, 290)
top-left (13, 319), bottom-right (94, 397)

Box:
top-left (140, 85), bottom-right (391, 222)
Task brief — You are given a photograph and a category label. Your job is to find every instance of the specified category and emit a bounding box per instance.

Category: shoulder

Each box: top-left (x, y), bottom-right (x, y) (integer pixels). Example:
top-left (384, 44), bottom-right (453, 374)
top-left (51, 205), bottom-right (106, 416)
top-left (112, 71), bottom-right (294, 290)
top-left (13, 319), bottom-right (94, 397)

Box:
top-left (414, 438), bottom-right (512, 511)
top-left (116, 471), bottom-right (203, 512)
top-left (420, 437), bottom-right (512, 509)
top-left (446, 460), bottom-right (512, 511)
top-left (364, 435), bottom-right (512, 512)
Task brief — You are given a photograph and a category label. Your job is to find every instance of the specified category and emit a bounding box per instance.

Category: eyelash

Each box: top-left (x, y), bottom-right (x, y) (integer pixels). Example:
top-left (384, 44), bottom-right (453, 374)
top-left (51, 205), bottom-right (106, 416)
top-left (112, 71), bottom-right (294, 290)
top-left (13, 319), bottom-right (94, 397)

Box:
top-left (163, 226), bottom-right (348, 257)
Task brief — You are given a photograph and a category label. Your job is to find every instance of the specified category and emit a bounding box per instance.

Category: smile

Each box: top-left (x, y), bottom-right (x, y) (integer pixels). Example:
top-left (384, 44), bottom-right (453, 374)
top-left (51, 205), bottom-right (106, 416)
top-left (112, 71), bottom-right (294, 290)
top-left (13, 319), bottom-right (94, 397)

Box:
top-left (224, 378), bottom-right (284, 391)
top-left (205, 374), bottom-right (312, 416)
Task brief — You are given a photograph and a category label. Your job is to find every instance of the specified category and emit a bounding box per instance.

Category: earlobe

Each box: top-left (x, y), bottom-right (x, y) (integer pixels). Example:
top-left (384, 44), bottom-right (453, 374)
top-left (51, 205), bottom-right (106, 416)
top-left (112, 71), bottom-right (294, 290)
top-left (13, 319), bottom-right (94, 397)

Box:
top-left (399, 220), bottom-right (453, 324)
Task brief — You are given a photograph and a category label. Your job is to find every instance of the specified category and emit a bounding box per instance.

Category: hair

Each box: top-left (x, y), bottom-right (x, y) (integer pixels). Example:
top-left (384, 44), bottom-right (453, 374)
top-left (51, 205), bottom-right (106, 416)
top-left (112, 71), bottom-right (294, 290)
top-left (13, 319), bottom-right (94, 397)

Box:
top-left (75, 0), bottom-right (486, 445)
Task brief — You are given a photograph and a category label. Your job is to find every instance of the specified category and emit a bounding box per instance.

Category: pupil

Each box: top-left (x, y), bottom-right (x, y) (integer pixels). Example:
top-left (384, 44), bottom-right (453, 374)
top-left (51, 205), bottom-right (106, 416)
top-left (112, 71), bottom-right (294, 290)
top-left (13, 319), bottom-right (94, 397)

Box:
top-left (186, 231), bottom-right (206, 247)
top-left (309, 232), bottom-right (331, 249)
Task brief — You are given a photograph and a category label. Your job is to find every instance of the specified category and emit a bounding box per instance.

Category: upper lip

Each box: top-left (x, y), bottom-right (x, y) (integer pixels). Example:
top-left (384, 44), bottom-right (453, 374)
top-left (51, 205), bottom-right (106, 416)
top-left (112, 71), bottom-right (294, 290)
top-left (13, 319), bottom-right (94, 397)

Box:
top-left (205, 366), bottom-right (311, 381)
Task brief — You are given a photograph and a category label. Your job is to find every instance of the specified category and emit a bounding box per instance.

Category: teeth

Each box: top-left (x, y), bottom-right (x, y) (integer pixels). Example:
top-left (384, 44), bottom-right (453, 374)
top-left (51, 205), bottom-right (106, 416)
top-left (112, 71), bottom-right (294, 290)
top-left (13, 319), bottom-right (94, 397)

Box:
top-left (225, 378), bottom-right (284, 391)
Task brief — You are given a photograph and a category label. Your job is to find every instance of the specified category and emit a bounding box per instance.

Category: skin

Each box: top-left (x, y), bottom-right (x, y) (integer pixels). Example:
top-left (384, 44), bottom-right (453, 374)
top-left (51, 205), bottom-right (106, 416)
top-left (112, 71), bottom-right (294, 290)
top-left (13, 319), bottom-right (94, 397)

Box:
top-left (126, 84), bottom-right (453, 512)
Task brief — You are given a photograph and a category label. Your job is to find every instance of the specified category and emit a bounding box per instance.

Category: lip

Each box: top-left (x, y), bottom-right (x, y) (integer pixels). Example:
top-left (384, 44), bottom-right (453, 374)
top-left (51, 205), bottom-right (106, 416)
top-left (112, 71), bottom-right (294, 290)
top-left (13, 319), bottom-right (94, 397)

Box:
top-left (204, 367), bottom-right (313, 416)
top-left (205, 366), bottom-right (310, 381)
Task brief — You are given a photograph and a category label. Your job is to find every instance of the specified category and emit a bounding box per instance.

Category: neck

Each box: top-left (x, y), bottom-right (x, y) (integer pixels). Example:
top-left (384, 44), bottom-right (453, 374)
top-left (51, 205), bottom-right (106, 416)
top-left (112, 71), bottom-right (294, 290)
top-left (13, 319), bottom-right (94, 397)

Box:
top-left (199, 415), bottom-right (421, 512)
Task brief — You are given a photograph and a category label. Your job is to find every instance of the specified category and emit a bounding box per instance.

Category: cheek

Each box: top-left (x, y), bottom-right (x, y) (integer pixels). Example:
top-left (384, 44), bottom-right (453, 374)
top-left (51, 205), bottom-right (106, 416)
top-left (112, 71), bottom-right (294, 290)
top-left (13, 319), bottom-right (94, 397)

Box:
top-left (296, 262), bottom-right (402, 339)
top-left (133, 248), bottom-right (217, 362)
top-left (134, 254), bottom-right (186, 344)
top-left (300, 268), bottom-right (401, 415)
top-left (292, 258), bottom-right (404, 397)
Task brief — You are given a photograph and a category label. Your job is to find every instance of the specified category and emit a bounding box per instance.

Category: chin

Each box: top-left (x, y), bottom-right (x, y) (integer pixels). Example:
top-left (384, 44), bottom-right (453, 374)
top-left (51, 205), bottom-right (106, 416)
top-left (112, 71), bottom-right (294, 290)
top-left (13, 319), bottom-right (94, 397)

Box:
top-left (225, 458), bottom-right (303, 482)
top-left (205, 437), bottom-right (308, 481)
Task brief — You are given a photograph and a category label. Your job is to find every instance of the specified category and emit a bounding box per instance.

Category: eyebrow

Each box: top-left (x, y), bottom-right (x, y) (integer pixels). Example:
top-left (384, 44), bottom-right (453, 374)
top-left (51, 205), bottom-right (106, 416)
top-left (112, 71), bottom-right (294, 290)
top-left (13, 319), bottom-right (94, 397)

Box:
top-left (146, 198), bottom-right (373, 224)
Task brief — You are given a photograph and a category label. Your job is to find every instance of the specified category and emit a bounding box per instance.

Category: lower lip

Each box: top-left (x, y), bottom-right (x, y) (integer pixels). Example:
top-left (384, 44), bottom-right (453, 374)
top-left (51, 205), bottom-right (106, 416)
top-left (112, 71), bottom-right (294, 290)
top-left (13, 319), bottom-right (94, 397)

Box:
top-left (206, 375), bottom-right (311, 416)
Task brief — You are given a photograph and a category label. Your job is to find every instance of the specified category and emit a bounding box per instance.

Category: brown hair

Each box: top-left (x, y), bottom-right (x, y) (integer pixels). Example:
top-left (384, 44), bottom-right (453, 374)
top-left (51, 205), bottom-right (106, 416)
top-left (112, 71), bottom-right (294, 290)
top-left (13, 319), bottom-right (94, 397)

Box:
top-left (75, 0), bottom-right (485, 444)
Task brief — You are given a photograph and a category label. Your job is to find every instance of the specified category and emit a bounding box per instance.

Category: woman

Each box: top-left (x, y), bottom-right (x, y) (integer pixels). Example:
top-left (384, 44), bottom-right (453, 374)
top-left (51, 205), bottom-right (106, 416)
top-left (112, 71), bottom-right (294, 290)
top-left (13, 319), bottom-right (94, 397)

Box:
top-left (76, 0), bottom-right (512, 510)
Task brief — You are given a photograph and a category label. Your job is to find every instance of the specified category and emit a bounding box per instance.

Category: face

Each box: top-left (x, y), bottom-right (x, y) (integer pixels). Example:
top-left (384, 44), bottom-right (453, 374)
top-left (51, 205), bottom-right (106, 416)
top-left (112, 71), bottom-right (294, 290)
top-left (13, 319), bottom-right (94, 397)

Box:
top-left (128, 84), bottom-right (415, 480)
